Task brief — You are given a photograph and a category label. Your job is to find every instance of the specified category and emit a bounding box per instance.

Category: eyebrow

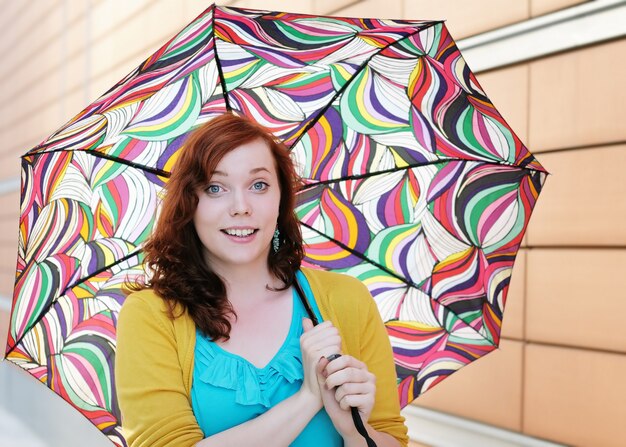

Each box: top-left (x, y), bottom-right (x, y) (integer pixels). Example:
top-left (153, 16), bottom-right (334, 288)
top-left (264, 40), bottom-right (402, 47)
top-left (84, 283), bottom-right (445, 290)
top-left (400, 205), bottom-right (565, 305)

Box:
top-left (211, 167), bottom-right (271, 177)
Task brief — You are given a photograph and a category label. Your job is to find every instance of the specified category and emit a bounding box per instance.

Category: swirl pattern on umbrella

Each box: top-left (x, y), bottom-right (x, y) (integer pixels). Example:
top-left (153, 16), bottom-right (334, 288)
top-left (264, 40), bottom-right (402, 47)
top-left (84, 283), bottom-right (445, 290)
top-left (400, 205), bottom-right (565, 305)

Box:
top-left (6, 5), bottom-right (546, 446)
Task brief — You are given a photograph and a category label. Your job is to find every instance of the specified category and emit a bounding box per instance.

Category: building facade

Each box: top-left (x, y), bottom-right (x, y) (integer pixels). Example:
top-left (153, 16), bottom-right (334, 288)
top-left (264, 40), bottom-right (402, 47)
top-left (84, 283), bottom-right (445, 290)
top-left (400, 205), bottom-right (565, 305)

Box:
top-left (0, 1), bottom-right (624, 446)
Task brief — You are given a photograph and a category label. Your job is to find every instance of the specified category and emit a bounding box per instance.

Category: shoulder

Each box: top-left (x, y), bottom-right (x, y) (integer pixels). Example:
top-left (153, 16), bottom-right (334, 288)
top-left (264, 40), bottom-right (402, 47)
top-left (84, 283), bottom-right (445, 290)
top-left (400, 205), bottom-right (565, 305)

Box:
top-left (301, 267), bottom-right (368, 292)
top-left (117, 289), bottom-right (194, 355)
top-left (118, 288), bottom-right (188, 335)
top-left (301, 267), bottom-right (372, 311)
top-left (121, 288), bottom-right (168, 316)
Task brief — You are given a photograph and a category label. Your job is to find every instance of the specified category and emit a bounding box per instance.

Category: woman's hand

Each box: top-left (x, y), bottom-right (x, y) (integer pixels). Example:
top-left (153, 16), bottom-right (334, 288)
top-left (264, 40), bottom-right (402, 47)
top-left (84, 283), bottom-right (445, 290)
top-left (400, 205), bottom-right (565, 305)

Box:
top-left (317, 354), bottom-right (377, 439)
top-left (300, 318), bottom-right (343, 408)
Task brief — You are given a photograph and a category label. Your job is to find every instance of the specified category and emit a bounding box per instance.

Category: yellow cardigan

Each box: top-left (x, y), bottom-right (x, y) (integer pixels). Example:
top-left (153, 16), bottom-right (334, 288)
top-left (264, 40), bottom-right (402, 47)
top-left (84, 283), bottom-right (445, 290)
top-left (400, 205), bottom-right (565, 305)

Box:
top-left (116, 267), bottom-right (408, 446)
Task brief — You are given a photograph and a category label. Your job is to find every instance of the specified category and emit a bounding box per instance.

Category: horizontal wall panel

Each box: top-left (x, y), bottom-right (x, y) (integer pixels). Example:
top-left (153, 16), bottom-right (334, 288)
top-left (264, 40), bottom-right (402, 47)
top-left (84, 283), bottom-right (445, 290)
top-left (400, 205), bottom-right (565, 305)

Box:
top-left (0, 270), bottom-right (15, 303)
top-left (0, 223), bottom-right (19, 246)
top-left (530, 0), bottom-right (589, 17)
top-left (314, 0), bottom-right (356, 14)
top-left (526, 146), bottom-right (626, 246)
top-left (0, 232), bottom-right (19, 272)
top-left (64, 17), bottom-right (91, 73)
top-left (529, 38), bottom-right (626, 151)
top-left (232, 0), bottom-right (314, 13)
top-left (88, 0), bottom-right (222, 83)
top-left (0, 11), bottom-right (64, 93)
top-left (0, 1), bottom-right (60, 65)
top-left (0, 228), bottom-right (18, 247)
top-left (0, 309), bottom-right (9, 353)
top-left (0, 154), bottom-right (24, 181)
top-left (0, 189), bottom-right (19, 217)
top-left (524, 344), bottom-right (626, 446)
top-left (0, 100), bottom-right (70, 161)
top-left (333, 0), bottom-right (402, 20)
top-left (90, 0), bottom-right (154, 42)
top-left (0, 1), bottom-right (26, 41)
top-left (404, 0), bottom-right (530, 39)
top-left (415, 339), bottom-right (523, 432)
top-left (89, 3), bottom-right (185, 81)
top-left (56, 52), bottom-right (90, 103)
top-left (64, 0), bottom-right (91, 25)
top-left (0, 65), bottom-right (65, 133)
top-left (526, 248), bottom-right (626, 352)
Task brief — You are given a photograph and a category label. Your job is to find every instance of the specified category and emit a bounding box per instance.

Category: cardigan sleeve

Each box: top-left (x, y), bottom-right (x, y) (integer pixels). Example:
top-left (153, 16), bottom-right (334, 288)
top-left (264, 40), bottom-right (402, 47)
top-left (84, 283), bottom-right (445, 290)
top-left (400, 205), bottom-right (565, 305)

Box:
top-left (305, 268), bottom-right (409, 447)
top-left (115, 291), bottom-right (204, 447)
top-left (355, 280), bottom-right (409, 447)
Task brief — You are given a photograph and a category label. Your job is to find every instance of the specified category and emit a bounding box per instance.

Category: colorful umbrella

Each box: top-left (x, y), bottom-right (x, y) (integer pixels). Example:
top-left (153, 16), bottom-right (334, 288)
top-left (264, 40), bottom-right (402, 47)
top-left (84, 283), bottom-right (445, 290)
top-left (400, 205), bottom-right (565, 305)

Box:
top-left (4, 4), bottom-right (546, 446)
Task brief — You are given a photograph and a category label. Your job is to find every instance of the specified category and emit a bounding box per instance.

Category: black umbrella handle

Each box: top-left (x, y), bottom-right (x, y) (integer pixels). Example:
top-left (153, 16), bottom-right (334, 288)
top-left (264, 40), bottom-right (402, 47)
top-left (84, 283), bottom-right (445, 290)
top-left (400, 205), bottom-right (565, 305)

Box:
top-left (293, 279), bottom-right (377, 447)
top-left (293, 278), bottom-right (319, 326)
top-left (330, 354), bottom-right (377, 447)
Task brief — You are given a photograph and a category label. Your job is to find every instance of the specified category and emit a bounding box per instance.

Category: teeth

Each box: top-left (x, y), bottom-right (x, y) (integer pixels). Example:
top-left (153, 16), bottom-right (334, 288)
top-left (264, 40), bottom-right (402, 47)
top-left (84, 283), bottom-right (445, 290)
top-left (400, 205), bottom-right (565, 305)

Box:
top-left (224, 228), bottom-right (255, 237)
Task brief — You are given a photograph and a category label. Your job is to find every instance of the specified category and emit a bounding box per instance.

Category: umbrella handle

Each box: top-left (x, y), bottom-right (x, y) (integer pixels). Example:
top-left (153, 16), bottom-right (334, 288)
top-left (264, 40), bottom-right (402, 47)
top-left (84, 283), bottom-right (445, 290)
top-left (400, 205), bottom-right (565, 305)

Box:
top-left (293, 278), bottom-right (319, 325)
top-left (293, 279), bottom-right (378, 447)
top-left (329, 354), bottom-right (377, 447)
top-left (351, 406), bottom-right (377, 447)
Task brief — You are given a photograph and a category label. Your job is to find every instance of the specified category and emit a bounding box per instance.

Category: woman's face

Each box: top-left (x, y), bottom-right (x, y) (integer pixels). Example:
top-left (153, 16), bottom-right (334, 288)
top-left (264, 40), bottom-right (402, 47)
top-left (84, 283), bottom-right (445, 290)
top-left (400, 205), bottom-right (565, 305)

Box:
top-left (193, 138), bottom-right (281, 274)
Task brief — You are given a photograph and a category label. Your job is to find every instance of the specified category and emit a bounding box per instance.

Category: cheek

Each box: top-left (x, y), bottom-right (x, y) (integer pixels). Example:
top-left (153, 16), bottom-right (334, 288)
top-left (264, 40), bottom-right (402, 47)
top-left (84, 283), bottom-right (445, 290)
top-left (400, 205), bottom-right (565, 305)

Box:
top-left (193, 199), bottom-right (216, 229)
top-left (269, 194), bottom-right (282, 220)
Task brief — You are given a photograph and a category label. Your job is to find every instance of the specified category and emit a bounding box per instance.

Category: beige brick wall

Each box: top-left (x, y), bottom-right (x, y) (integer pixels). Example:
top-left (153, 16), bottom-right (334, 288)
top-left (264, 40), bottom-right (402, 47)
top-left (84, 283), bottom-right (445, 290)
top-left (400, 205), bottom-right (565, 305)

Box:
top-left (531, 0), bottom-right (588, 17)
top-left (0, 1), bottom-right (622, 446)
top-left (528, 39), bottom-right (626, 152)
top-left (404, 0), bottom-right (530, 39)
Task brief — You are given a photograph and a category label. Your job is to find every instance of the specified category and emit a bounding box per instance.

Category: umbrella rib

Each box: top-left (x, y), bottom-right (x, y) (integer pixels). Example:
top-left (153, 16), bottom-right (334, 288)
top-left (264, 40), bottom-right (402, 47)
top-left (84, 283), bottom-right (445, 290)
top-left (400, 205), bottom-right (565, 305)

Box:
top-left (212, 6), bottom-right (232, 112)
top-left (6, 249), bottom-right (142, 357)
top-left (287, 20), bottom-right (443, 150)
top-left (299, 157), bottom-right (541, 191)
top-left (300, 222), bottom-right (497, 347)
top-left (300, 221), bottom-right (421, 290)
top-left (61, 249), bottom-right (143, 295)
top-left (22, 149), bottom-right (171, 178)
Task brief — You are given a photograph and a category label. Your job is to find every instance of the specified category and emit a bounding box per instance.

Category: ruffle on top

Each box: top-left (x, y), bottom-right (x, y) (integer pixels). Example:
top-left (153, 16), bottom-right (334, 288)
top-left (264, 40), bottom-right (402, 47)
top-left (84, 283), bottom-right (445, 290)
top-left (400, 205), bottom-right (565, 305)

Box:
top-left (194, 327), bottom-right (304, 408)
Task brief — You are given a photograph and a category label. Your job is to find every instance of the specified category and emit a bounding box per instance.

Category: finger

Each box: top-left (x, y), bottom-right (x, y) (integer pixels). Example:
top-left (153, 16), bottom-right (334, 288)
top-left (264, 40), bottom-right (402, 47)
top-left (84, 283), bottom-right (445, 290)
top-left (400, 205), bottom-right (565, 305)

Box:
top-left (316, 356), bottom-right (329, 378)
top-left (300, 346), bottom-right (342, 375)
top-left (300, 320), bottom-right (334, 340)
top-left (325, 367), bottom-right (373, 389)
top-left (316, 346), bottom-right (343, 365)
top-left (300, 324), bottom-right (341, 351)
top-left (334, 381), bottom-right (376, 403)
top-left (338, 394), bottom-right (374, 412)
top-left (300, 334), bottom-right (342, 364)
top-left (300, 331), bottom-right (341, 353)
top-left (302, 317), bottom-right (314, 332)
top-left (323, 355), bottom-right (366, 376)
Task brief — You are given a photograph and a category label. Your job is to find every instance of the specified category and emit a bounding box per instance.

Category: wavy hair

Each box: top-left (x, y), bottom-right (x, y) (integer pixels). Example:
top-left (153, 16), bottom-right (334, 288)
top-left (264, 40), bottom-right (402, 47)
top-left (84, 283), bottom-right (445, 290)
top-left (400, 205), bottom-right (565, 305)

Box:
top-left (128, 113), bottom-right (304, 341)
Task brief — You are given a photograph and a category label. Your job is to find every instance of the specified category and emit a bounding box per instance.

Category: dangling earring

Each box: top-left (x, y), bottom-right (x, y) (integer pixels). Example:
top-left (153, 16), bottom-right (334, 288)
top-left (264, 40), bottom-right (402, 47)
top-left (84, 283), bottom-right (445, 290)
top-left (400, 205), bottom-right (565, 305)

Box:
top-left (272, 228), bottom-right (280, 253)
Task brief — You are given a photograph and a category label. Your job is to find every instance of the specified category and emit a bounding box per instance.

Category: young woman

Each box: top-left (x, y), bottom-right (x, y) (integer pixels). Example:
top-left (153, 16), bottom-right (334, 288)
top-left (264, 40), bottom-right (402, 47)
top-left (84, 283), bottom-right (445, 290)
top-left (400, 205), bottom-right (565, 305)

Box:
top-left (115, 113), bottom-right (408, 447)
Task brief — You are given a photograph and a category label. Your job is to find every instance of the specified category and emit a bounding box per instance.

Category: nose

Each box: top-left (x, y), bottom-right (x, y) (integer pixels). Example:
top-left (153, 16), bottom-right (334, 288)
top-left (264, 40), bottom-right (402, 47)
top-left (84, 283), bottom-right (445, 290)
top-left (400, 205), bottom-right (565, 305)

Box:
top-left (229, 190), bottom-right (251, 216)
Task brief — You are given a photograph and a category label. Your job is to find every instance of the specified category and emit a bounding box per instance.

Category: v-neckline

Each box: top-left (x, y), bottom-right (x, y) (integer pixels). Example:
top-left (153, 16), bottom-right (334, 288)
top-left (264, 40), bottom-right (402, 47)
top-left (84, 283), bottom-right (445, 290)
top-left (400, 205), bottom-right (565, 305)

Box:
top-left (209, 288), bottom-right (299, 371)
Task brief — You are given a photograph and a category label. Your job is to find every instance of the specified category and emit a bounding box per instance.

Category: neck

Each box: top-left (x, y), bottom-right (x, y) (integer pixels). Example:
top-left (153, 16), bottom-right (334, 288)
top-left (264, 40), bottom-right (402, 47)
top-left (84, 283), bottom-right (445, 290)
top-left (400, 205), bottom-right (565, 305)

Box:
top-left (212, 262), bottom-right (284, 304)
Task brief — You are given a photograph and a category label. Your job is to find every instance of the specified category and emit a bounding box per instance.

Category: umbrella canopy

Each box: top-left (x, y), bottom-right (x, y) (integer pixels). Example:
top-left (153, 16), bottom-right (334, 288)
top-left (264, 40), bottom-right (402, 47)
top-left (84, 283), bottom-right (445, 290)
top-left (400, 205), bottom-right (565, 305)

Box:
top-left (4, 4), bottom-right (546, 446)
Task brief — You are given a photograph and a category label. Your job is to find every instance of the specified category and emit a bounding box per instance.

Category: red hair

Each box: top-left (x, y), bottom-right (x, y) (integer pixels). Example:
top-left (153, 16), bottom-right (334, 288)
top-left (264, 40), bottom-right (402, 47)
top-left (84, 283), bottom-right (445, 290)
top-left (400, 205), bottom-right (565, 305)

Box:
top-left (129, 113), bottom-right (304, 341)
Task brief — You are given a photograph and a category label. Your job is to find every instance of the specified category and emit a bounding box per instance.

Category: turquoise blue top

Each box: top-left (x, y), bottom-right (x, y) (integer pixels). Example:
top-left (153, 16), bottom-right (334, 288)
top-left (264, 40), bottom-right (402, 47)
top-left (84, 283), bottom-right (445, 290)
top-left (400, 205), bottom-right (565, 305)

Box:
top-left (191, 271), bottom-right (343, 446)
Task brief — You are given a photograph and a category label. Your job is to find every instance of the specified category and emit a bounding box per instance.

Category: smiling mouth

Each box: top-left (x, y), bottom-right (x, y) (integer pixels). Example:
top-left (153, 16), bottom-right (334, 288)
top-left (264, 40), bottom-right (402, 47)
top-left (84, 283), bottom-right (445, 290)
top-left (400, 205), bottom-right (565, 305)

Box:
top-left (221, 228), bottom-right (258, 237)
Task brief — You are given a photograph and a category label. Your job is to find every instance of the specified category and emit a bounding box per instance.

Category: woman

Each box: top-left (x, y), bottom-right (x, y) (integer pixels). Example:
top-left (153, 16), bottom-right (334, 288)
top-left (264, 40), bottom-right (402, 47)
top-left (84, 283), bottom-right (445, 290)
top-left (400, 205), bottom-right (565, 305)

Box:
top-left (115, 113), bottom-right (408, 447)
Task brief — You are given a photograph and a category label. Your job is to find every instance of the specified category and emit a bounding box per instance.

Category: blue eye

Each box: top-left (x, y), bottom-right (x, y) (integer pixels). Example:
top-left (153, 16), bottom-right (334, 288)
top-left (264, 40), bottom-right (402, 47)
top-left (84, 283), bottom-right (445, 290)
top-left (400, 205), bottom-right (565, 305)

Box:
top-left (206, 185), bottom-right (222, 194)
top-left (252, 181), bottom-right (268, 191)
